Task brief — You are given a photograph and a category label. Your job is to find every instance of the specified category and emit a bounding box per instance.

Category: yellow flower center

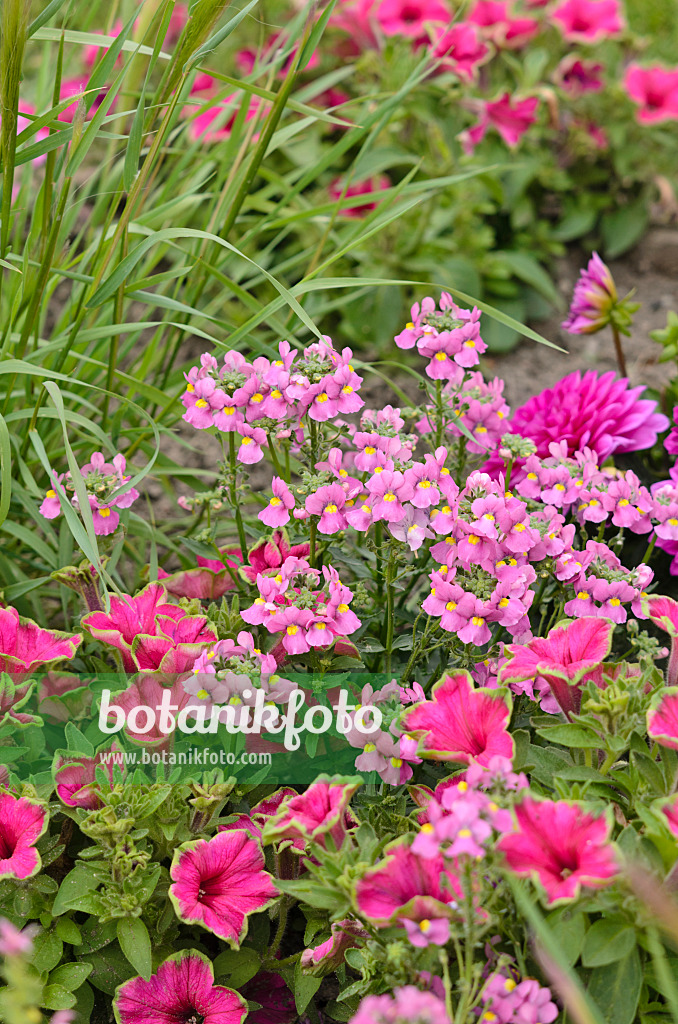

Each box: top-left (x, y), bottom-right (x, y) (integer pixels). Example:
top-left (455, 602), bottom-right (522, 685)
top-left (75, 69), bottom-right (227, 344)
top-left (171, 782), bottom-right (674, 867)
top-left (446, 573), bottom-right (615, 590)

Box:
top-left (195, 399), bottom-right (209, 409)
top-left (99, 509), bottom-right (111, 518)
top-left (46, 489), bottom-right (56, 498)
top-left (270, 497), bottom-right (282, 506)
top-left (472, 616), bottom-right (485, 626)
top-left (325, 504), bottom-right (338, 514)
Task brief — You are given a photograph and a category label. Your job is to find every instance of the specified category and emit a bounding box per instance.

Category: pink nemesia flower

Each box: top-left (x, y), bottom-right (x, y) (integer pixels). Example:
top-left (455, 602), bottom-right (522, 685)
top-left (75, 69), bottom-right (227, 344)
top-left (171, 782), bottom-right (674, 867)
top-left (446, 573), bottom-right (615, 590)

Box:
top-left (351, 987), bottom-right (451, 1024)
top-left (259, 478), bottom-right (296, 528)
top-left (624, 64), bottom-right (678, 124)
top-left (462, 92), bottom-right (539, 153)
top-left (0, 918), bottom-right (39, 956)
top-left (262, 776), bottom-right (360, 852)
top-left (113, 950), bottom-right (247, 1024)
top-left (551, 0), bottom-right (623, 42)
top-left (355, 838), bottom-right (463, 925)
top-left (54, 746), bottom-right (120, 809)
top-left (169, 830), bottom-right (278, 946)
top-left (647, 687), bottom-right (678, 751)
top-left (305, 483), bottom-right (349, 534)
top-left (81, 582), bottom-right (216, 674)
top-left (481, 970), bottom-right (558, 1024)
top-left (0, 792), bottom-right (48, 880)
top-left (0, 606), bottom-right (81, 682)
top-left (501, 617), bottom-right (614, 717)
top-left (498, 797), bottom-right (618, 904)
top-left (403, 916), bottom-right (450, 947)
top-left (401, 671), bottom-right (513, 765)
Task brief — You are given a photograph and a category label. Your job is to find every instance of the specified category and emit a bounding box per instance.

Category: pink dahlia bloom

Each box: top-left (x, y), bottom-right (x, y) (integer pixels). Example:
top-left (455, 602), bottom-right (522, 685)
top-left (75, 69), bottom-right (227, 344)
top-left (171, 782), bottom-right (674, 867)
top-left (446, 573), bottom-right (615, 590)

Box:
top-left (624, 64), bottom-right (678, 124)
top-left (552, 0), bottom-right (623, 42)
top-left (0, 606), bottom-right (81, 682)
top-left (54, 747), bottom-right (120, 809)
top-left (648, 687), bottom-right (678, 751)
top-left (401, 671), bottom-right (513, 765)
top-left (169, 830), bottom-right (278, 946)
top-left (498, 797), bottom-right (618, 903)
top-left (351, 986), bottom-right (451, 1024)
top-left (489, 370), bottom-right (669, 468)
top-left (262, 776), bottom-right (360, 852)
top-left (113, 950), bottom-right (247, 1024)
top-left (463, 92), bottom-right (539, 153)
top-left (501, 616), bottom-right (614, 717)
top-left (81, 582), bottom-right (216, 674)
top-left (0, 792), bottom-right (48, 880)
top-left (562, 252), bottom-right (618, 335)
top-left (355, 838), bottom-right (463, 925)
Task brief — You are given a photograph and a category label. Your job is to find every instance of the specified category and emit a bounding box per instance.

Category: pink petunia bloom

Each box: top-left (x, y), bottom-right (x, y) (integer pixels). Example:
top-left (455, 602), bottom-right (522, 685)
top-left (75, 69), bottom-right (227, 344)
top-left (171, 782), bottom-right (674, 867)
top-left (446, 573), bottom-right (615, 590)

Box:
top-left (58, 76), bottom-right (109, 122)
top-left (328, 175), bottom-right (390, 217)
top-left (463, 92), bottom-right (539, 153)
top-left (660, 794), bottom-right (678, 839)
top-left (401, 671), bottom-right (513, 765)
top-left (113, 950), bottom-right (247, 1024)
top-left (259, 478), bottom-right (295, 528)
top-left (0, 606), bottom-right (81, 682)
top-left (300, 919), bottom-right (369, 976)
top-left (498, 797), bottom-right (618, 903)
top-left (375, 0), bottom-right (450, 41)
top-left (355, 838), bottom-right (463, 925)
top-left (158, 547), bottom-right (242, 601)
top-left (467, 1), bottom-right (540, 48)
top-left (429, 22), bottom-right (489, 79)
top-left (262, 776), bottom-right (360, 852)
top-left (81, 582), bottom-right (216, 675)
top-left (169, 830), bottom-right (278, 946)
top-left (240, 531), bottom-right (310, 583)
top-left (351, 987), bottom-right (451, 1024)
top-left (501, 617), bottom-right (613, 717)
top-left (54, 746), bottom-right (119, 809)
top-left (106, 676), bottom-right (205, 750)
top-left (187, 93), bottom-right (268, 143)
top-left (554, 55), bottom-right (604, 95)
top-left (647, 688), bottom-right (678, 751)
top-left (0, 792), bottom-right (48, 880)
top-left (624, 64), bottom-right (678, 124)
top-left (551, 0), bottom-right (623, 42)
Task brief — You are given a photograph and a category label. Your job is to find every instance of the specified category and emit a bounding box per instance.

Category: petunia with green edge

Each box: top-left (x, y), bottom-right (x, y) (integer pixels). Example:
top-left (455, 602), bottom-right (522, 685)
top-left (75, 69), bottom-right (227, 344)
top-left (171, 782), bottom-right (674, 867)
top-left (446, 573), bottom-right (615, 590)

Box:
top-left (497, 796), bottom-right (618, 905)
top-left (169, 829), bottom-right (278, 947)
top-left (400, 671), bottom-right (513, 765)
top-left (113, 949), bottom-right (247, 1024)
top-left (261, 775), bottom-right (361, 852)
top-left (647, 687), bottom-right (678, 751)
top-left (643, 594), bottom-right (678, 686)
top-left (0, 606), bottom-right (81, 682)
top-left (0, 791), bottom-right (49, 880)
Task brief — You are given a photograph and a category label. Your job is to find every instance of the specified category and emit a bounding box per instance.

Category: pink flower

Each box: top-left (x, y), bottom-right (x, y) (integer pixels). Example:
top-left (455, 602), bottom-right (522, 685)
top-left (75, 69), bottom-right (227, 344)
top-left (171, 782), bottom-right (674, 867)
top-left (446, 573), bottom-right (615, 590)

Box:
top-left (648, 688), bottom-right (678, 751)
top-left (562, 252), bottom-right (618, 335)
top-left (0, 918), bottom-right (39, 956)
top-left (54, 747), bottom-right (119, 809)
top-left (463, 92), bottom-right (539, 152)
top-left (660, 794), bottom-right (678, 839)
top-left (554, 55), bottom-right (604, 95)
top-left (498, 797), bottom-right (618, 903)
top-left (624, 64), bottom-right (678, 124)
top-left (305, 483), bottom-right (349, 534)
top-left (106, 677), bottom-right (204, 750)
top-left (468, 1), bottom-right (539, 48)
top-left (158, 547), bottom-right (242, 601)
top-left (169, 830), bottom-right (278, 946)
top-left (0, 792), bottom-right (48, 880)
top-left (429, 22), bottom-right (489, 79)
top-left (403, 916), bottom-right (450, 947)
top-left (262, 776), bottom-right (360, 852)
top-left (39, 450), bottom-right (139, 535)
top-left (375, 0), bottom-right (450, 41)
top-left (355, 838), bottom-right (463, 925)
top-left (113, 950), bottom-right (247, 1024)
top-left (488, 370), bottom-right (669, 466)
top-left (259, 478), bottom-right (295, 528)
top-left (328, 175), bottom-right (390, 217)
top-left (0, 606), bottom-right (81, 682)
top-left (300, 919), bottom-right (369, 975)
top-left (81, 583), bottom-right (216, 674)
top-left (552, 0), bottom-right (623, 42)
top-left (401, 671), bottom-right (513, 765)
top-left (501, 617), bottom-right (613, 717)
top-left (481, 971), bottom-right (558, 1024)
top-left (188, 94), bottom-right (268, 143)
top-left (351, 987), bottom-right (451, 1024)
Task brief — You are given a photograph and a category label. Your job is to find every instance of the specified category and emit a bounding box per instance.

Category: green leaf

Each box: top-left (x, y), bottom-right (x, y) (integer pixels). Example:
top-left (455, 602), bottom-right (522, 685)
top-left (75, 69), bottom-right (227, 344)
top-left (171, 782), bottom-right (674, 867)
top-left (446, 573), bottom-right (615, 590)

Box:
top-left (587, 947), bottom-right (642, 1024)
top-left (294, 959), bottom-right (322, 1015)
top-left (41, 984), bottom-right (77, 1011)
top-left (49, 962), bottom-right (93, 992)
top-left (213, 947), bottom-right (260, 988)
top-left (51, 864), bottom-right (107, 917)
top-left (536, 724), bottom-right (602, 749)
top-left (31, 929), bottom-right (64, 973)
top-left (56, 918), bottom-right (82, 946)
top-left (582, 919), bottom-right (636, 968)
top-left (545, 908), bottom-right (587, 966)
top-left (0, 413), bottom-right (11, 529)
top-left (117, 918), bottom-right (152, 980)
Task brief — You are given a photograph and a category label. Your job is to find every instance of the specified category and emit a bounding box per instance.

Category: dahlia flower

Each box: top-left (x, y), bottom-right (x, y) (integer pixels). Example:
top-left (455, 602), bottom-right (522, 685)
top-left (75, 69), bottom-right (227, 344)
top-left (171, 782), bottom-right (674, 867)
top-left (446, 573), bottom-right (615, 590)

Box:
top-left (401, 671), bottom-right (514, 765)
top-left (0, 606), bottom-right (81, 682)
top-left (169, 830), bottom-right (278, 946)
top-left (0, 792), bottom-right (48, 880)
top-left (113, 951), bottom-right (246, 1024)
top-left (562, 253), bottom-right (621, 335)
top-left (498, 797), bottom-right (618, 903)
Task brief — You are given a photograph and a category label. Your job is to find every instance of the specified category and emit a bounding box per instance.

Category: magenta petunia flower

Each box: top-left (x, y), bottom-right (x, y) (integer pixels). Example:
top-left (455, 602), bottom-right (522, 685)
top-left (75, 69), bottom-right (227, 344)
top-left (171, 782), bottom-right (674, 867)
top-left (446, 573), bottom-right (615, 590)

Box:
top-left (462, 92), bottom-right (539, 153)
top-left (401, 671), bottom-right (513, 765)
top-left (82, 582), bottom-right (216, 674)
top-left (262, 776), bottom-right (361, 852)
top-left (375, 0), bottom-right (450, 41)
top-left (240, 531), bottom-right (310, 583)
top-left (300, 919), bottom-right (369, 976)
top-left (429, 22), bottom-right (489, 80)
top-left (643, 593), bottom-right (678, 686)
top-left (660, 794), bottom-right (678, 839)
top-left (53, 746), bottom-right (120, 809)
top-left (355, 838), bottom-right (463, 925)
top-left (158, 546), bottom-right (242, 601)
top-left (467, 0), bottom-right (539, 49)
top-left (498, 797), bottom-right (618, 903)
top-left (169, 830), bottom-right (278, 946)
top-left (554, 56), bottom-right (604, 95)
top-left (113, 950), bottom-right (247, 1024)
top-left (501, 617), bottom-right (614, 717)
top-left (0, 792), bottom-right (48, 880)
top-left (328, 175), bottom-right (391, 218)
top-left (552, 0), bottom-right (623, 42)
top-left (624, 64), bottom-right (678, 124)
top-left (648, 688), bottom-right (678, 751)
top-left (0, 606), bottom-right (81, 682)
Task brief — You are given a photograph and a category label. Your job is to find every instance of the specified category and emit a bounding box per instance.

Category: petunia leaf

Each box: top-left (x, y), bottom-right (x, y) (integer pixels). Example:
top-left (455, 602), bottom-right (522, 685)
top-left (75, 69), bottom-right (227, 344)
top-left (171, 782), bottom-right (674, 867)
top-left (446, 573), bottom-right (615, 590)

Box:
top-left (117, 917), bottom-right (152, 981)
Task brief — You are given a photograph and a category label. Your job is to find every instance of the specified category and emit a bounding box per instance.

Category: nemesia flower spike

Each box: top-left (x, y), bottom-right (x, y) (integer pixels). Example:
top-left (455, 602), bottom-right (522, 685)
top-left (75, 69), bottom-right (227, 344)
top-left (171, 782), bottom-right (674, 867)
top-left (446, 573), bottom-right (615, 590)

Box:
top-left (401, 671), bottom-right (513, 765)
top-left (351, 987), bottom-right (451, 1024)
top-left (0, 792), bottom-right (49, 880)
top-left (169, 830), bottom-right (278, 946)
top-left (39, 450), bottom-right (139, 536)
top-left (113, 950), bottom-right (247, 1024)
top-left (498, 797), bottom-right (618, 904)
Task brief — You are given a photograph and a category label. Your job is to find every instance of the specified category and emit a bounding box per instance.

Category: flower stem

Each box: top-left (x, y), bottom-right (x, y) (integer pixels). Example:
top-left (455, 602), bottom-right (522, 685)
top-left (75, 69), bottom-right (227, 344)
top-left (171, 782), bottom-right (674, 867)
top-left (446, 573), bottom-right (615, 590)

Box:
top-left (611, 323), bottom-right (627, 377)
top-left (228, 432), bottom-right (248, 563)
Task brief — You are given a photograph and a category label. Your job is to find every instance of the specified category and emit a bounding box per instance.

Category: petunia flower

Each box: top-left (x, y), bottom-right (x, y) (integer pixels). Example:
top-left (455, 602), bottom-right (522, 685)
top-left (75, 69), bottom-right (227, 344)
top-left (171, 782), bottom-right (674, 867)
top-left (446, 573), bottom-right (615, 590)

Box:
top-left (462, 92), bottom-right (539, 153)
top-left (355, 838), bottom-right (463, 925)
top-left (0, 606), bottom-right (81, 682)
top-left (643, 594), bottom-right (678, 686)
top-left (113, 950), bottom-right (247, 1024)
top-left (262, 776), bottom-right (361, 852)
top-left (240, 531), bottom-right (310, 583)
top-left (467, 0), bottom-right (539, 48)
top-left (53, 746), bottom-right (120, 809)
top-left (300, 919), bottom-right (369, 976)
top-left (498, 797), bottom-right (618, 903)
top-left (551, 0), bottom-right (623, 42)
top-left (0, 792), bottom-right (48, 880)
top-left (501, 616), bottom-right (613, 717)
top-left (375, 0), bottom-right (450, 42)
top-left (624, 64), bottom-right (678, 124)
top-left (169, 830), bottom-right (278, 947)
top-left (158, 547), bottom-right (242, 601)
top-left (401, 671), bottom-right (513, 765)
top-left (648, 687), bottom-right (678, 751)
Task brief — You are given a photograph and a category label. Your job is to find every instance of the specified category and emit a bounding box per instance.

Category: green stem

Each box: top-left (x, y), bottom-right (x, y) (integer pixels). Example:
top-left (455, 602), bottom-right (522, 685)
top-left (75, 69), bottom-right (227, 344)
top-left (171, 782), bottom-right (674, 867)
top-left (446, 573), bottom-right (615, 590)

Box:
top-left (611, 323), bottom-right (627, 378)
top-left (228, 433), bottom-right (248, 563)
